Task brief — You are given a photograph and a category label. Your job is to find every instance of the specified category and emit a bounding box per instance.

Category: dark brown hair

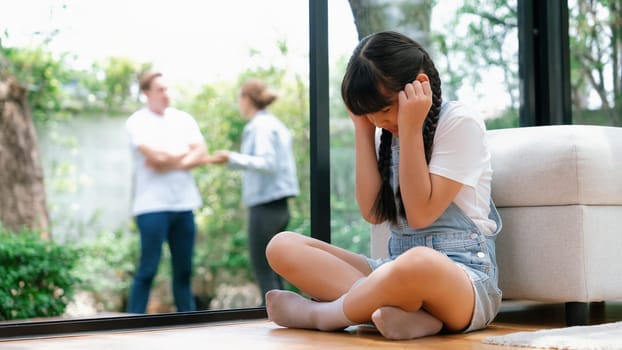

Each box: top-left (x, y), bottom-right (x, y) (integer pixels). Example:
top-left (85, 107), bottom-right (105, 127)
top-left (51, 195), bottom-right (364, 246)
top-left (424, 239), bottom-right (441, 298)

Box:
top-left (341, 31), bottom-right (443, 224)
top-left (138, 71), bottom-right (162, 92)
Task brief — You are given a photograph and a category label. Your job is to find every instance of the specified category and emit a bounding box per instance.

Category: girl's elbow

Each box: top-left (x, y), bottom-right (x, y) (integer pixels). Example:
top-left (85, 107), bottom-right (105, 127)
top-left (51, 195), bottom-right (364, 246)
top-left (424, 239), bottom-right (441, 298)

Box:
top-left (360, 211), bottom-right (383, 225)
top-left (365, 217), bottom-right (384, 225)
top-left (406, 215), bottom-right (434, 229)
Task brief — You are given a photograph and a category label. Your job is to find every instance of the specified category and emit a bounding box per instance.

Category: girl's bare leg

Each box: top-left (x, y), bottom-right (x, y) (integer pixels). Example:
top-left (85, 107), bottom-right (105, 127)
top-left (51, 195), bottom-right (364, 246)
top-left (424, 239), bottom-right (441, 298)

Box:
top-left (266, 234), bottom-right (475, 338)
top-left (264, 231), bottom-right (371, 331)
top-left (265, 280), bottom-right (443, 337)
top-left (344, 246), bottom-right (475, 332)
top-left (265, 231), bottom-right (372, 300)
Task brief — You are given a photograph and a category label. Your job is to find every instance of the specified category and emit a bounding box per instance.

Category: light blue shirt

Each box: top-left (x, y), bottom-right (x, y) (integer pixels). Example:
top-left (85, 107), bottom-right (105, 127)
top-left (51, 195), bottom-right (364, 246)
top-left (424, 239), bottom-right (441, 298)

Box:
top-left (227, 110), bottom-right (300, 207)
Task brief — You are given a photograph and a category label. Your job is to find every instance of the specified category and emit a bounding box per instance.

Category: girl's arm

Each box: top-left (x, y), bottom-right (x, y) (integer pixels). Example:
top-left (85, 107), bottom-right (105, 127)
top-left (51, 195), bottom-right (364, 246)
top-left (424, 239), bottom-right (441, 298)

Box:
top-left (397, 79), bottom-right (463, 228)
top-left (350, 111), bottom-right (384, 224)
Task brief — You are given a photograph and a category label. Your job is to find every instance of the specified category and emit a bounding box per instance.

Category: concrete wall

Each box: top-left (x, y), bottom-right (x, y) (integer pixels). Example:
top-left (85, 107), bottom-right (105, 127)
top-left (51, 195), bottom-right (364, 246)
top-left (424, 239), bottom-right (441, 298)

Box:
top-left (37, 116), bottom-right (133, 239)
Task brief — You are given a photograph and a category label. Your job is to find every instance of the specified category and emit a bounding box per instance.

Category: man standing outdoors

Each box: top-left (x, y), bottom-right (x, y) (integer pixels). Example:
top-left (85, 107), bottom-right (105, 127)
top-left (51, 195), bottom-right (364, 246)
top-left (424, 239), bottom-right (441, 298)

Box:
top-left (125, 71), bottom-right (207, 313)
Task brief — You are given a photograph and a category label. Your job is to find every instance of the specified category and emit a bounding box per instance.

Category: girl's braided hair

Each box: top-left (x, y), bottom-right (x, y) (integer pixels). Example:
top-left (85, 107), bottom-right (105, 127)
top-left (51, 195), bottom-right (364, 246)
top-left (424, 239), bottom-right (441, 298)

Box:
top-left (341, 31), bottom-right (443, 224)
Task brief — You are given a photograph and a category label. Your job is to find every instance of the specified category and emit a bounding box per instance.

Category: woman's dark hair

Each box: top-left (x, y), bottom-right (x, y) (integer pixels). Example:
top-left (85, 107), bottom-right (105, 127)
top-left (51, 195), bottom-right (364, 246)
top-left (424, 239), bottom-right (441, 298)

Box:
top-left (341, 31), bottom-right (442, 224)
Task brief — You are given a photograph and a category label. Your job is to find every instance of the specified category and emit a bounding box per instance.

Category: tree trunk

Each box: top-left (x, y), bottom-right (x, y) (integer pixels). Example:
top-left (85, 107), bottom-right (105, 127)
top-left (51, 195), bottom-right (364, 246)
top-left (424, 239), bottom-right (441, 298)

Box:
top-left (347, 0), bottom-right (432, 46)
top-left (0, 77), bottom-right (50, 238)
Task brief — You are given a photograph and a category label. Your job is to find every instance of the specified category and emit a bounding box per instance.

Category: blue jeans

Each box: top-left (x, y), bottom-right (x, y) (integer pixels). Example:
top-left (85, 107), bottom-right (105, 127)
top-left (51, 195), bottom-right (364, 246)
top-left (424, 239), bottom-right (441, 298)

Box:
top-left (127, 211), bottom-right (197, 313)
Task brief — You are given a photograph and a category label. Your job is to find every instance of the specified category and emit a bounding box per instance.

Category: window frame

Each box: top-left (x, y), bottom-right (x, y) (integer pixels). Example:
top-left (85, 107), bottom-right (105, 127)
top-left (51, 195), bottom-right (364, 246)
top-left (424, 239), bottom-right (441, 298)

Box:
top-left (518, 0), bottom-right (571, 125)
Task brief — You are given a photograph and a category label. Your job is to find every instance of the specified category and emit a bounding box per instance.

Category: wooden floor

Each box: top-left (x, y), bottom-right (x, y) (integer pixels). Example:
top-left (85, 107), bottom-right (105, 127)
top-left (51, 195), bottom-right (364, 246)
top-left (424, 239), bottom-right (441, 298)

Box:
top-left (1, 301), bottom-right (621, 349)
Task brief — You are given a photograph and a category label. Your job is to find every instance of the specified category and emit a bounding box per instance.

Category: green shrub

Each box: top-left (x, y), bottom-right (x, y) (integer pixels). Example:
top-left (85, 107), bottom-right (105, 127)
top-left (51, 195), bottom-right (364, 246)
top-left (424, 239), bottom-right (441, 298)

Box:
top-left (0, 227), bottom-right (81, 320)
top-left (74, 228), bottom-right (139, 312)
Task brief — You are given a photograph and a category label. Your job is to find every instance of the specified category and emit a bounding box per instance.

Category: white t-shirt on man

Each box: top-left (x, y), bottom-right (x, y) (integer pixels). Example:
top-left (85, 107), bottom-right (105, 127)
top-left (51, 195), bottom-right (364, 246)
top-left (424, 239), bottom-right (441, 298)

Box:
top-left (125, 107), bottom-right (203, 216)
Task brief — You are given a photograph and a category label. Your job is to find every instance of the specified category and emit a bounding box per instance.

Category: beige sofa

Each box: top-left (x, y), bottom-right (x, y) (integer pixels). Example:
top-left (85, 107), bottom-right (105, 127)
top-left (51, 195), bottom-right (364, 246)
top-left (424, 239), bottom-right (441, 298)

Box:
top-left (371, 124), bottom-right (622, 325)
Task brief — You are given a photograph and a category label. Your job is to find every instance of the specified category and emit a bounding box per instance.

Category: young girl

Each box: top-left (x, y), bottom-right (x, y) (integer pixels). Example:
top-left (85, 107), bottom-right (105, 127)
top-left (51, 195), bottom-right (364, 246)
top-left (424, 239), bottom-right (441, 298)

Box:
top-left (264, 31), bottom-right (502, 340)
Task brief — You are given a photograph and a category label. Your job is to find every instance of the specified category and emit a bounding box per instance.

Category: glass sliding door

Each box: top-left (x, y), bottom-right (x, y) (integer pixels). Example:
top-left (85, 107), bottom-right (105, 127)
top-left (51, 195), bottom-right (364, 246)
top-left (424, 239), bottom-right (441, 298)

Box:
top-left (327, 0), bottom-right (519, 257)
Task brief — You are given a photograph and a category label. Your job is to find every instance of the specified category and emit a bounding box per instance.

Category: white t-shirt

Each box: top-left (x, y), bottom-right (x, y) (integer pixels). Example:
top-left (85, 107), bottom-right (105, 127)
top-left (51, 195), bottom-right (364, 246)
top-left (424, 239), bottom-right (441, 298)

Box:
top-left (428, 101), bottom-right (497, 235)
top-left (125, 107), bottom-right (203, 215)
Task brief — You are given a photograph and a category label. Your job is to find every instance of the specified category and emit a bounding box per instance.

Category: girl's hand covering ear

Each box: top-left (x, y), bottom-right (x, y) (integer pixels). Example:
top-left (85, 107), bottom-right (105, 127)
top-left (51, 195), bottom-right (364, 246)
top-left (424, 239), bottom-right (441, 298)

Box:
top-left (347, 107), bottom-right (376, 133)
top-left (397, 74), bottom-right (433, 133)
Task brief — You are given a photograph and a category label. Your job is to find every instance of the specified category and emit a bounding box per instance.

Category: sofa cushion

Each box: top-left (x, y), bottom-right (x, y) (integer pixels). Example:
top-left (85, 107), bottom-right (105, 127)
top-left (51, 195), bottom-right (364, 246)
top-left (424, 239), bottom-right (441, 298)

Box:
top-left (496, 205), bottom-right (622, 302)
top-left (487, 125), bottom-right (622, 207)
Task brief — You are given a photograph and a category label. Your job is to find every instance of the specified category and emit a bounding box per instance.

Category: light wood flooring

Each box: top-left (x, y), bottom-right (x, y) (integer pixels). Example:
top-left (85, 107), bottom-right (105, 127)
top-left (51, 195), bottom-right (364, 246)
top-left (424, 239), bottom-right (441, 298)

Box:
top-left (1, 301), bottom-right (621, 350)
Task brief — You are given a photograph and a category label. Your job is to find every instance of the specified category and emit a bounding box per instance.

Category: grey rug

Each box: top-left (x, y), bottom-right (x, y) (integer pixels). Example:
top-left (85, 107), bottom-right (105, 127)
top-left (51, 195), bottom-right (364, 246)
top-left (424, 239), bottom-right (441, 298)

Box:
top-left (483, 321), bottom-right (622, 349)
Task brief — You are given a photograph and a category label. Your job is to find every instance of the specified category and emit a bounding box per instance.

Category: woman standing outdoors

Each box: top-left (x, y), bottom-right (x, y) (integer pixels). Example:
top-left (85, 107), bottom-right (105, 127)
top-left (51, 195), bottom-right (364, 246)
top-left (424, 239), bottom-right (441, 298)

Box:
top-left (210, 79), bottom-right (300, 305)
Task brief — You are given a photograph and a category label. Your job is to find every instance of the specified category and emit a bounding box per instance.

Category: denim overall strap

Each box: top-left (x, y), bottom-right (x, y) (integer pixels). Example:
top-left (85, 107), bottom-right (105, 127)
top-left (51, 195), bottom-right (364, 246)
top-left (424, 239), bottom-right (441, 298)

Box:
top-left (386, 134), bottom-right (502, 253)
top-left (388, 134), bottom-right (482, 236)
top-left (486, 199), bottom-right (503, 238)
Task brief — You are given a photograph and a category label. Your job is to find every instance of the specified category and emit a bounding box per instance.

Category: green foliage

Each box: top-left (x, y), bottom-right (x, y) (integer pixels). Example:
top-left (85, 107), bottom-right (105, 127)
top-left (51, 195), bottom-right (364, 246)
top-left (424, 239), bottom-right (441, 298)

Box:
top-left (431, 0), bottom-right (519, 111)
top-left (328, 142), bottom-right (371, 255)
top-left (1, 44), bottom-right (148, 122)
top-left (62, 57), bottom-right (148, 116)
top-left (99, 57), bottom-right (136, 108)
top-left (432, 0), bottom-right (620, 126)
top-left (180, 80), bottom-right (252, 290)
top-left (568, 0), bottom-right (622, 125)
top-left (572, 108), bottom-right (620, 126)
top-left (1, 46), bottom-right (73, 122)
top-left (327, 56), bottom-right (371, 255)
top-left (485, 108), bottom-right (519, 130)
top-left (0, 227), bottom-right (81, 320)
top-left (73, 229), bottom-right (139, 312)
top-left (92, 57), bottom-right (150, 112)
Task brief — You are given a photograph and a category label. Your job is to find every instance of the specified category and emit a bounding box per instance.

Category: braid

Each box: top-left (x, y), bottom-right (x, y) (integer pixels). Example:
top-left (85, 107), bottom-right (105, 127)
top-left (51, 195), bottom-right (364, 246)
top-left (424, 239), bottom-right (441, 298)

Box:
top-left (372, 129), bottom-right (398, 223)
top-left (395, 52), bottom-right (443, 221)
top-left (421, 53), bottom-right (442, 164)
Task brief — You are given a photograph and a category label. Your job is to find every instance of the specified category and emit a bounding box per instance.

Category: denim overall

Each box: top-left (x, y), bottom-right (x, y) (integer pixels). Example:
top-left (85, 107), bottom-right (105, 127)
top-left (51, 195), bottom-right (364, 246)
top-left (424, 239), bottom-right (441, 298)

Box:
top-left (367, 124), bottom-right (503, 333)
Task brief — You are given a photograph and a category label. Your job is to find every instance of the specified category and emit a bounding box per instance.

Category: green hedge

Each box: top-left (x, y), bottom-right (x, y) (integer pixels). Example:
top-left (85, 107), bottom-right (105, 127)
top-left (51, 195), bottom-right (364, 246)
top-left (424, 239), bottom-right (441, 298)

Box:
top-left (0, 227), bottom-right (81, 320)
top-left (74, 229), bottom-right (138, 312)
